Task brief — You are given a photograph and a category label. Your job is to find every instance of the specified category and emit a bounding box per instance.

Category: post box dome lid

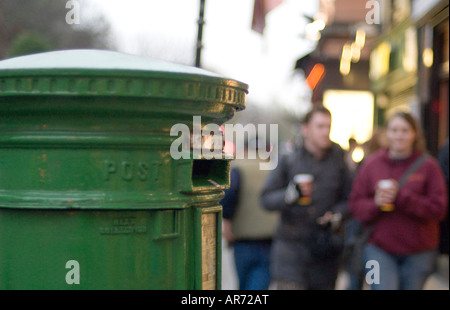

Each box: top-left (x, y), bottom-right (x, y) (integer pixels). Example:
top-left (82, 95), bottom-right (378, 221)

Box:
top-left (0, 49), bottom-right (247, 109)
top-left (0, 49), bottom-right (223, 76)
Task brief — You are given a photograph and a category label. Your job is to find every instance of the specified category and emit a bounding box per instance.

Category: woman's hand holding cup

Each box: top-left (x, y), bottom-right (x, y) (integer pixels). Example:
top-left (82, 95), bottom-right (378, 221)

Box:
top-left (375, 179), bottom-right (399, 211)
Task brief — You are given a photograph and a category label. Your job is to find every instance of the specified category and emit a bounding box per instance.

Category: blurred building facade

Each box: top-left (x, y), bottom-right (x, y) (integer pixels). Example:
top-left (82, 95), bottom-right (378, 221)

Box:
top-left (295, 0), bottom-right (379, 149)
top-left (295, 0), bottom-right (448, 155)
top-left (296, 0), bottom-right (378, 103)
top-left (369, 0), bottom-right (448, 155)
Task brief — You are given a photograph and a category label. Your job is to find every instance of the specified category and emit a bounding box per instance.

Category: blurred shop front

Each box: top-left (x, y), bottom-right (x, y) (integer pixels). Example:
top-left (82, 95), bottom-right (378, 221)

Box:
top-left (370, 0), bottom-right (448, 155)
top-left (294, 0), bottom-right (448, 155)
top-left (415, 0), bottom-right (449, 155)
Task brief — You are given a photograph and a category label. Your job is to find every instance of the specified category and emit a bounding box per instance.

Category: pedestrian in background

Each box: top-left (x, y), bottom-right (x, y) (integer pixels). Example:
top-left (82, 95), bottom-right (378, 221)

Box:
top-left (260, 105), bottom-right (352, 290)
top-left (349, 111), bottom-right (448, 290)
top-left (221, 140), bottom-right (279, 290)
top-left (345, 137), bottom-right (359, 175)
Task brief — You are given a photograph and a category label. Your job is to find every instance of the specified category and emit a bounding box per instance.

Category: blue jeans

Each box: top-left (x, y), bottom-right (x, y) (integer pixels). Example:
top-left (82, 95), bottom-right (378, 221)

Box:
top-left (233, 240), bottom-right (271, 290)
top-left (364, 244), bottom-right (437, 290)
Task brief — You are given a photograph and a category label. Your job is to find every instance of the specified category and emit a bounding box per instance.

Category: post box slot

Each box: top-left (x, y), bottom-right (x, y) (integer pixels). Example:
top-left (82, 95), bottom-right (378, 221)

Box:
top-left (192, 159), bottom-right (229, 189)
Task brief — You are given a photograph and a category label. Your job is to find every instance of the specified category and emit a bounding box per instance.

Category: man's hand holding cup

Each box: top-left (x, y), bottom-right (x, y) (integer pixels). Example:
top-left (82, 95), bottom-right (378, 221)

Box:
top-left (284, 174), bottom-right (314, 205)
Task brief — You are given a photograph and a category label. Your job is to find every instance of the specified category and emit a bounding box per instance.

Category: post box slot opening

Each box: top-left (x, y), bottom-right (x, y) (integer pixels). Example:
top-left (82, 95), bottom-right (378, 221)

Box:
top-left (192, 159), bottom-right (229, 188)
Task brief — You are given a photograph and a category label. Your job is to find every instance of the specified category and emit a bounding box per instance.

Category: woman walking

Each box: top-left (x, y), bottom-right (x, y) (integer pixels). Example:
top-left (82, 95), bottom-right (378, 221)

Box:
top-left (349, 111), bottom-right (447, 290)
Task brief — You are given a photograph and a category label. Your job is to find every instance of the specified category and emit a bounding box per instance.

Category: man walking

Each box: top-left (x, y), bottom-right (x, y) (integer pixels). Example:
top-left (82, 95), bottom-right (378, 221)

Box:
top-left (261, 105), bottom-right (352, 289)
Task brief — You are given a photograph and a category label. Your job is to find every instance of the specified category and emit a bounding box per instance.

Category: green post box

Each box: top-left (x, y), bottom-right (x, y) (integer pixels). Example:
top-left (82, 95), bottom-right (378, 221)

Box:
top-left (0, 50), bottom-right (247, 289)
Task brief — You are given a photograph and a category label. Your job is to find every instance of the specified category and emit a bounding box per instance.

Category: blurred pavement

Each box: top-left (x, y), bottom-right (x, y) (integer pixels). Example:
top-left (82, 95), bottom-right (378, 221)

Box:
top-left (221, 237), bottom-right (449, 290)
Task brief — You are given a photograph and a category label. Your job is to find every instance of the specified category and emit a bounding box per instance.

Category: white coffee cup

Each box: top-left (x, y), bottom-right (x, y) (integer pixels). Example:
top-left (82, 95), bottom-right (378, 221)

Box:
top-left (378, 179), bottom-right (395, 211)
top-left (294, 174), bottom-right (314, 205)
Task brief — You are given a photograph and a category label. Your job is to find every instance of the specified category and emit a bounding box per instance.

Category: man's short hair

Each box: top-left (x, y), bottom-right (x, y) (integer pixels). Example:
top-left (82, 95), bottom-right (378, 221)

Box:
top-left (302, 105), bottom-right (331, 125)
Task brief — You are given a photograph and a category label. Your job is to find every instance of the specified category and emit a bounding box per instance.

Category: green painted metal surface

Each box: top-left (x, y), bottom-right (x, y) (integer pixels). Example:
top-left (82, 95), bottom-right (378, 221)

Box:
top-left (0, 50), bottom-right (247, 289)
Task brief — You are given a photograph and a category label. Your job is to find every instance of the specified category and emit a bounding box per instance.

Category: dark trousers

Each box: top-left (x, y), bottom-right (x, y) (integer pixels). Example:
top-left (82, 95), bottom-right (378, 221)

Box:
top-left (269, 238), bottom-right (339, 290)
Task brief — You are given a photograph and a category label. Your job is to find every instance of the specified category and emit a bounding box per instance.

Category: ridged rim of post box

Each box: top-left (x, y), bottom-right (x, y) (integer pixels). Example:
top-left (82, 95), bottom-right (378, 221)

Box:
top-left (0, 49), bottom-right (248, 111)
